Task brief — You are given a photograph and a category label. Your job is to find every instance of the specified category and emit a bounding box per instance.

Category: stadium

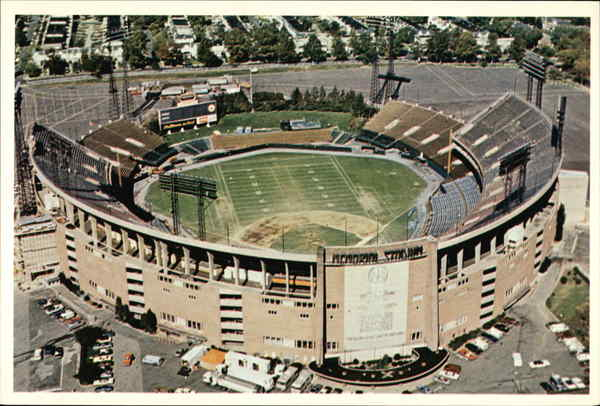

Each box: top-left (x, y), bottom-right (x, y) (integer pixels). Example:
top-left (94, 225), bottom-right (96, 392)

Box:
top-left (16, 55), bottom-right (566, 385)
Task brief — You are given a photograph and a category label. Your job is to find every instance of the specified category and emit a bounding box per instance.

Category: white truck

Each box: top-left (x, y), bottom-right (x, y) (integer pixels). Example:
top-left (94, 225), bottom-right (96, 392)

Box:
top-left (181, 345), bottom-right (208, 368)
top-left (203, 371), bottom-right (259, 393)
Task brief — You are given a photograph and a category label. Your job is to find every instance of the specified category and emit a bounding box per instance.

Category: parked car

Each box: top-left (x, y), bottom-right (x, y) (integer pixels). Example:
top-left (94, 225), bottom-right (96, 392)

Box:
top-left (310, 384), bottom-right (322, 393)
top-left (32, 348), bottom-right (43, 361)
top-left (495, 323), bottom-right (510, 333)
top-left (417, 385), bottom-right (432, 394)
top-left (67, 320), bottom-right (84, 330)
top-left (43, 345), bottom-right (56, 357)
top-left (529, 359), bottom-right (550, 369)
top-left (332, 388), bottom-right (343, 394)
top-left (465, 343), bottom-right (483, 355)
top-left (457, 347), bottom-right (478, 361)
top-left (100, 331), bottom-right (115, 338)
top-left (434, 375), bottom-right (451, 385)
top-left (441, 364), bottom-right (461, 380)
top-left (99, 371), bottom-right (114, 379)
top-left (320, 386), bottom-right (332, 394)
top-left (122, 352), bottom-right (135, 366)
top-left (94, 384), bottom-right (114, 392)
top-left (175, 348), bottom-right (187, 358)
top-left (45, 304), bottom-right (64, 315)
top-left (54, 347), bottom-right (64, 358)
top-left (480, 331), bottom-right (499, 343)
top-left (93, 343), bottom-right (113, 351)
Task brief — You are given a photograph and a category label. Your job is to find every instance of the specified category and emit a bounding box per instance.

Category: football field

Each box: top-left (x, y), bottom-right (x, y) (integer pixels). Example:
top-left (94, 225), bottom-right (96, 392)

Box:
top-left (146, 152), bottom-right (426, 252)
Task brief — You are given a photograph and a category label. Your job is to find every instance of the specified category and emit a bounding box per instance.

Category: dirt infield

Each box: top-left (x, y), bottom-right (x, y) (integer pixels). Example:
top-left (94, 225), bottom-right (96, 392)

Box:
top-left (236, 210), bottom-right (377, 248)
top-left (211, 127), bottom-right (334, 150)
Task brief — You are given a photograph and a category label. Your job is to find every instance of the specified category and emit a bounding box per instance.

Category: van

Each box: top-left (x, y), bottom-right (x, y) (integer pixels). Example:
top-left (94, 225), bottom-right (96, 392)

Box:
top-left (142, 355), bottom-right (164, 366)
top-left (275, 365), bottom-right (300, 391)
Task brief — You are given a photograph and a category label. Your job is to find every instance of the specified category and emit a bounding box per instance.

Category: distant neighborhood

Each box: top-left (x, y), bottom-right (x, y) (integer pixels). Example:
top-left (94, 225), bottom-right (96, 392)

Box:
top-left (15, 15), bottom-right (590, 85)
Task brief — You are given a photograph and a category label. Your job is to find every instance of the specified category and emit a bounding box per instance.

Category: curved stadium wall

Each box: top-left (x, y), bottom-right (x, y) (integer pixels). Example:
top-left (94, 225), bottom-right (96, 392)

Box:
top-left (29, 93), bottom-right (560, 364)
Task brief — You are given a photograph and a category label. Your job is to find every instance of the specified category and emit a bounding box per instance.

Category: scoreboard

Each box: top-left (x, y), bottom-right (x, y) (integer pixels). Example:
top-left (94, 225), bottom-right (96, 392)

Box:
top-left (158, 100), bottom-right (217, 131)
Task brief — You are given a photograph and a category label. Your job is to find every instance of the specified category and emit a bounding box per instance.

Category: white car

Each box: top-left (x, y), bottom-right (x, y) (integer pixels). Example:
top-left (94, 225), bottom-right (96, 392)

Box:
top-left (529, 359), bottom-right (550, 369)
top-left (571, 377), bottom-right (586, 389)
top-left (31, 348), bottom-right (43, 361)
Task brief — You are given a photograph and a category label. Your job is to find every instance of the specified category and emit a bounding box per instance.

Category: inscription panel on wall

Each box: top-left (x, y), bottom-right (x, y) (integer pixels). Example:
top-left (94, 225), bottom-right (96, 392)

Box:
top-left (343, 262), bottom-right (409, 351)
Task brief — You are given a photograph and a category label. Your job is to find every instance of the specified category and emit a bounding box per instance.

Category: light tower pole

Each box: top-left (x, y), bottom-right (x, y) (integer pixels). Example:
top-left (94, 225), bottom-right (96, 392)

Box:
top-left (250, 67), bottom-right (258, 112)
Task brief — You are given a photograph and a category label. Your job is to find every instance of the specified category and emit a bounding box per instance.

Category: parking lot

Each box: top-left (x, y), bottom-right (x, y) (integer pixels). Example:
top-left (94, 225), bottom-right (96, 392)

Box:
top-left (433, 260), bottom-right (588, 394)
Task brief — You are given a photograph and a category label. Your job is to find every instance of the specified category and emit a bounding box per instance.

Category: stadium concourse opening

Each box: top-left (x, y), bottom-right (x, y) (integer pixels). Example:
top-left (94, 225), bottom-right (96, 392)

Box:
top-left (309, 347), bottom-right (449, 386)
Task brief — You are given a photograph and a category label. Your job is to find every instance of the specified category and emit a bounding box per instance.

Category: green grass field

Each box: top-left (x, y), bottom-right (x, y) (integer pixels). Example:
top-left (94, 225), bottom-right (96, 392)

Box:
top-left (146, 152), bottom-right (425, 253)
top-left (165, 111), bottom-right (354, 145)
top-left (546, 268), bottom-right (590, 347)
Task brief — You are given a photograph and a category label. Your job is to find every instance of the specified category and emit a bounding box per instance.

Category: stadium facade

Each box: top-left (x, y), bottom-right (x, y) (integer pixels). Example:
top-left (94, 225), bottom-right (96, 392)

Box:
top-left (26, 90), bottom-right (562, 365)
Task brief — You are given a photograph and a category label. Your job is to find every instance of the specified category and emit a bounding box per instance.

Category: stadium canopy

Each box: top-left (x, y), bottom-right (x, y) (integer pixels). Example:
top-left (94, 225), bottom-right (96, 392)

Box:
top-left (80, 119), bottom-right (166, 178)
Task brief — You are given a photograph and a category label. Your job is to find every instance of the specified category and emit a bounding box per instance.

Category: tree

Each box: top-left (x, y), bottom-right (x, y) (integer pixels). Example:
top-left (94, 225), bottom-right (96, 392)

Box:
top-left (223, 28), bottom-right (252, 63)
top-left (453, 31), bottom-right (479, 63)
top-left (276, 28), bottom-right (300, 63)
top-left (508, 37), bottom-right (526, 63)
top-left (290, 87), bottom-right (303, 107)
top-left (303, 34), bottom-right (327, 63)
top-left (144, 309), bottom-right (158, 334)
top-left (24, 61), bottom-right (41, 78)
top-left (43, 52), bottom-right (69, 75)
top-left (350, 31), bottom-right (378, 64)
top-left (331, 37), bottom-right (348, 61)
top-left (485, 33), bottom-right (502, 63)
top-left (426, 29), bottom-right (453, 62)
top-left (115, 297), bottom-right (130, 322)
top-left (555, 204), bottom-right (566, 241)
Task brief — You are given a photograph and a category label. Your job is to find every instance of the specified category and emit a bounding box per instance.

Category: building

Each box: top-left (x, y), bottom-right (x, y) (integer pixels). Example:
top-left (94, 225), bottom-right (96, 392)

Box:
top-left (558, 169), bottom-right (589, 226)
top-left (26, 82), bottom-right (562, 370)
top-left (14, 215), bottom-right (60, 281)
top-left (167, 16), bottom-right (196, 59)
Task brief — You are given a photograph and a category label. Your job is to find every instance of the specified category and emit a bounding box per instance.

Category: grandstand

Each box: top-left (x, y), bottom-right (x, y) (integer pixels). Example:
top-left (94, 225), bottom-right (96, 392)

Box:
top-left (80, 119), bottom-right (166, 176)
top-left (361, 101), bottom-right (464, 175)
top-left (211, 127), bottom-right (334, 150)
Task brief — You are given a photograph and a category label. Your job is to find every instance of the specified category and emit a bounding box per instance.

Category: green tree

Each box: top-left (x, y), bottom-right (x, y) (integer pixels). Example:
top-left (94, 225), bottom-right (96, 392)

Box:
top-left (485, 32), bottom-right (502, 63)
top-left (331, 37), bottom-right (348, 61)
top-left (223, 28), bottom-right (252, 63)
top-left (43, 53), bottom-right (69, 75)
top-left (123, 30), bottom-right (148, 69)
top-left (24, 61), bottom-right (41, 78)
top-left (508, 37), bottom-right (526, 63)
top-left (276, 27), bottom-right (300, 63)
top-left (426, 29), bottom-right (453, 62)
top-left (454, 31), bottom-right (479, 62)
top-left (349, 31), bottom-right (378, 64)
top-left (290, 87), bottom-right (303, 107)
top-left (303, 33), bottom-right (327, 63)
top-left (144, 309), bottom-right (158, 334)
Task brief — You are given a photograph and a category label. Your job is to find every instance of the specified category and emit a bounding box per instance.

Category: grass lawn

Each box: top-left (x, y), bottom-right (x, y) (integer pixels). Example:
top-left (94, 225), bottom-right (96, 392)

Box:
top-left (165, 111), bottom-right (354, 145)
top-left (146, 151), bottom-right (425, 252)
top-left (546, 268), bottom-right (589, 346)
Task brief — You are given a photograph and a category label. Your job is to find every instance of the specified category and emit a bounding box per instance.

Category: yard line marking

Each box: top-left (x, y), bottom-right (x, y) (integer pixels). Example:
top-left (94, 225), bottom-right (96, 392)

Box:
top-left (214, 164), bottom-right (241, 230)
top-left (329, 156), bottom-right (366, 216)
